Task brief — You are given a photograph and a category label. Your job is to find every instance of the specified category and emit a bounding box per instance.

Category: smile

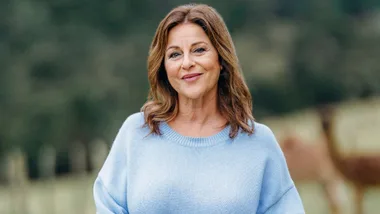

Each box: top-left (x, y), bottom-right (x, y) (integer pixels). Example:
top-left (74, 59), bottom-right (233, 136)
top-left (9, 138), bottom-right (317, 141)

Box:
top-left (182, 73), bottom-right (203, 82)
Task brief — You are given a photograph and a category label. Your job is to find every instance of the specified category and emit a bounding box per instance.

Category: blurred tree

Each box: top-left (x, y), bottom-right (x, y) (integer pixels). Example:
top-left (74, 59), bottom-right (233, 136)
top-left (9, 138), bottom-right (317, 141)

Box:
top-left (1, 0), bottom-right (380, 179)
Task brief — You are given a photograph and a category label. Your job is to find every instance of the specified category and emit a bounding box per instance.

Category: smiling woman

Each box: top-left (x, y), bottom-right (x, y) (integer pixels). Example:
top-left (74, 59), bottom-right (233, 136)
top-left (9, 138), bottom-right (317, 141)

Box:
top-left (93, 3), bottom-right (305, 214)
top-left (142, 4), bottom-right (256, 138)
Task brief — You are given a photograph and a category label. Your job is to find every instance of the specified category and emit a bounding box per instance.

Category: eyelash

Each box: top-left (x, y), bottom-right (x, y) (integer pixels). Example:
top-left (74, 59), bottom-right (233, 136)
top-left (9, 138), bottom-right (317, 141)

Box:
top-left (168, 48), bottom-right (206, 59)
top-left (194, 47), bottom-right (206, 53)
top-left (169, 52), bottom-right (180, 58)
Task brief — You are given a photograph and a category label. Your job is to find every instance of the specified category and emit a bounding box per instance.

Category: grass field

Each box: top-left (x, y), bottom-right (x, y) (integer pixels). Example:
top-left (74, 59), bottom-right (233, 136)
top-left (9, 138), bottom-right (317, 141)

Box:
top-left (1, 97), bottom-right (380, 213)
top-left (297, 182), bottom-right (380, 214)
top-left (0, 173), bottom-right (97, 214)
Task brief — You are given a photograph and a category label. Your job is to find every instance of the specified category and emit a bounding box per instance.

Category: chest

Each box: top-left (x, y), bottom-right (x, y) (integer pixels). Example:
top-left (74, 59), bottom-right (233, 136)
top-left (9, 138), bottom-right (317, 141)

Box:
top-left (126, 143), bottom-right (267, 213)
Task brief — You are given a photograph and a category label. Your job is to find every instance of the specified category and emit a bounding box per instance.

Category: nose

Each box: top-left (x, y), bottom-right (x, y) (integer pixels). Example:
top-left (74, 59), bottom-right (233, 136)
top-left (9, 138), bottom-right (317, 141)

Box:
top-left (181, 53), bottom-right (194, 70)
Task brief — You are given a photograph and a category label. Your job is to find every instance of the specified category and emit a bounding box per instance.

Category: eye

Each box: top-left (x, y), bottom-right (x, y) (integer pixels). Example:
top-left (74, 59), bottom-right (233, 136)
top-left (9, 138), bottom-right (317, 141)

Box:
top-left (169, 52), bottom-right (181, 59)
top-left (194, 47), bottom-right (206, 53)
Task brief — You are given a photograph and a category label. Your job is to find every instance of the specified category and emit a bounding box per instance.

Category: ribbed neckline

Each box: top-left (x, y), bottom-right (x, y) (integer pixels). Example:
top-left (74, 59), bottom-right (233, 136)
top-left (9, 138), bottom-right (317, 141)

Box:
top-left (159, 122), bottom-right (232, 147)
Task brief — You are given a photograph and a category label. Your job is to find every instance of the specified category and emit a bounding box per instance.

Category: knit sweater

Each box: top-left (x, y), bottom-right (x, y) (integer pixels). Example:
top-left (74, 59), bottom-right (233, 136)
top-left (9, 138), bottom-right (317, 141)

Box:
top-left (93, 112), bottom-right (305, 214)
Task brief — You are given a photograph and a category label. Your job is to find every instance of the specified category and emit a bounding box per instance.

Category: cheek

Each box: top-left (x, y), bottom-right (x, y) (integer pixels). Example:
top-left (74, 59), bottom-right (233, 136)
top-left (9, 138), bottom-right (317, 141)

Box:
top-left (164, 62), bottom-right (180, 78)
top-left (199, 54), bottom-right (220, 71)
top-left (164, 63), bottom-right (181, 90)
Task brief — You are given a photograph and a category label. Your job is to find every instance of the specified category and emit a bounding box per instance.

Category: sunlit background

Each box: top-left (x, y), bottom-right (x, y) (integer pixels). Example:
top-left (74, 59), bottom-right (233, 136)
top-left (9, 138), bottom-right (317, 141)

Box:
top-left (1, 0), bottom-right (380, 213)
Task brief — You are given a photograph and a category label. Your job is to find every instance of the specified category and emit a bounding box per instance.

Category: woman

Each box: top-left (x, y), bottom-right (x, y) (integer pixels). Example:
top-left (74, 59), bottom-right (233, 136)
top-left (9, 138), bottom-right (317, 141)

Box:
top-left (93, 3), bottom-right (305, 214)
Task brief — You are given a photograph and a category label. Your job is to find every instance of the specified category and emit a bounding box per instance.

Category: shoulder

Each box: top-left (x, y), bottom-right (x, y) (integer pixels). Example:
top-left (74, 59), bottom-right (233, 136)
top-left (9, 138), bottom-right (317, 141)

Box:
top-left (118, 111), bottom-right (149, 138)
top-left (247, 122), bottom-right (289, 170)
top-left (120, 111), bottom-right (145, 130)
top-left (252, 121), bottom-right (275, 138)
top-left (123, 111), bottom-right (145, 127)
top-left (242, 121), bottom-right (282, 154)
top-left (251, 121), bottom-right (277, 144)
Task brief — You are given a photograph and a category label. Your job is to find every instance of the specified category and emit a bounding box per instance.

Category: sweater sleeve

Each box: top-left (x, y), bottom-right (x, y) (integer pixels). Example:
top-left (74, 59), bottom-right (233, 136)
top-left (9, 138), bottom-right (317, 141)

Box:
top-left (256, 124), bottom-right (305, 214)
top-left (93, 118), bottom-right (130, 214)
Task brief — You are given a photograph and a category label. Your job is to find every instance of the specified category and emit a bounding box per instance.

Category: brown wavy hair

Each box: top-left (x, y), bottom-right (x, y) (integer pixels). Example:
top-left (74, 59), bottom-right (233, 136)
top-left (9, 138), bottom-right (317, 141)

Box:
top-left (141, 3), bottom-right (255, 138)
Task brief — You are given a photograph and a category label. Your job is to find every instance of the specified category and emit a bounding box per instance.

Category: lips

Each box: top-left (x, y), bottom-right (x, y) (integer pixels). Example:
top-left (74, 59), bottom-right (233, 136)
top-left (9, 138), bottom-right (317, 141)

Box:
top-left (182, 73), bottom-right (202, 79)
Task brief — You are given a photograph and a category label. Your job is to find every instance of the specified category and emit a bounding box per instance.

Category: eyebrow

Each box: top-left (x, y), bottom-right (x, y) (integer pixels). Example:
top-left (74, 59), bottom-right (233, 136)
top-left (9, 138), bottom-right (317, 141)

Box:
top-left (166, 41), bottom-right (208, 52)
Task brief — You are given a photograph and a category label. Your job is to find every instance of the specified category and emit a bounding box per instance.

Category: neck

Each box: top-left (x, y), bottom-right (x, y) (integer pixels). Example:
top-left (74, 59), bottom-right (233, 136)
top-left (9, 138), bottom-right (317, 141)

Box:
top-left (176, 93), bottom-right (221, 125)
top-left (169, 89), bottom-right (228, 137)
top-left (322, 123), bottom-right (343, 169)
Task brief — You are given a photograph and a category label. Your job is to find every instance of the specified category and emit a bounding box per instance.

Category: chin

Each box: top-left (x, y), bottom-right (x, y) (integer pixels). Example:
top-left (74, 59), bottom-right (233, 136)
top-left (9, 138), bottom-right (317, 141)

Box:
top-left (184, 94), bottom-right (203, 100)
top-left (181, 91), bottom-right (205, 100)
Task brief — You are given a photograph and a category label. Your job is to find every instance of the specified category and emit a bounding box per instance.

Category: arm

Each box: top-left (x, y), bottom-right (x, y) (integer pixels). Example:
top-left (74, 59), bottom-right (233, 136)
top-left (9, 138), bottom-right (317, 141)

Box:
top-left (261, 185), bottom-right (305, 214)
top-left (256, 125), bottom-right (305, 214)
top-left (93, 119), bottom-right (130, 214)
top-left (94, 177), bottom-right (129, 214)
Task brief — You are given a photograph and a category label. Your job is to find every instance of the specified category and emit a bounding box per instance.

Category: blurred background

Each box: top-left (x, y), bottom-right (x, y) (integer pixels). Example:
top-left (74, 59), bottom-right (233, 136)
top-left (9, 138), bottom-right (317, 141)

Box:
top-left (1, 0), bottom-right (380, 213)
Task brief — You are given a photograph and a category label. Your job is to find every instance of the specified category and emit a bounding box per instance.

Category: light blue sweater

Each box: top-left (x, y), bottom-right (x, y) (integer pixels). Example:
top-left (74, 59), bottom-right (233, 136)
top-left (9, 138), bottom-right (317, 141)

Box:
top-left (93, 112), bottom-right (305, 214)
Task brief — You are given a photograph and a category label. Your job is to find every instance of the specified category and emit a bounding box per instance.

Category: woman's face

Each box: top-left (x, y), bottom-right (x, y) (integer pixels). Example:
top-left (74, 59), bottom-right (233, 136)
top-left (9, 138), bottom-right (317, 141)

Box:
top-left (164, 22), bottom-right (221, 101)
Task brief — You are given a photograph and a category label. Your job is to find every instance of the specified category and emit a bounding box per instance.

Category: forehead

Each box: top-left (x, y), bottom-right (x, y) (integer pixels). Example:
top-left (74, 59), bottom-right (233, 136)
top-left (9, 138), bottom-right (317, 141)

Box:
top-left (166, 23), bottom-right (211, 46)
